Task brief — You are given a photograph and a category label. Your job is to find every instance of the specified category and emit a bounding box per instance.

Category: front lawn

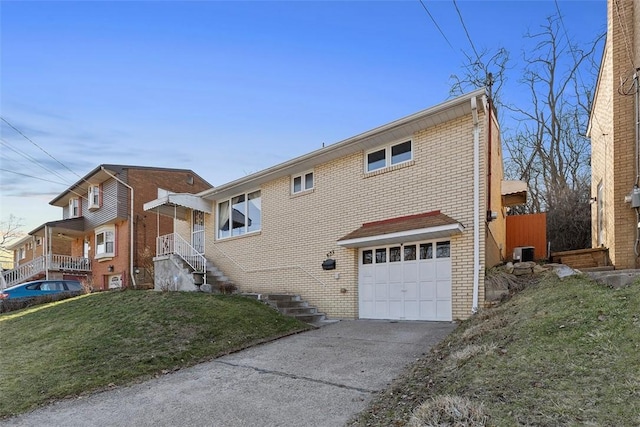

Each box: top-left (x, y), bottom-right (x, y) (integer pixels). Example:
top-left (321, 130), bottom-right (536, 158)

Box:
top-left (0, 290), bottom-right (310, 418)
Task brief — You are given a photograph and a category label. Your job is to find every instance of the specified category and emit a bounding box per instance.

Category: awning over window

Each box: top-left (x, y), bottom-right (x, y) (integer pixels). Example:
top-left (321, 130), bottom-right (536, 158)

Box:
top-left (501, 180), bottom-right (528, 207)
top-left (337, 211), bottom-right (464, 248)
top-left (143, 193), bottom-right (212, 220)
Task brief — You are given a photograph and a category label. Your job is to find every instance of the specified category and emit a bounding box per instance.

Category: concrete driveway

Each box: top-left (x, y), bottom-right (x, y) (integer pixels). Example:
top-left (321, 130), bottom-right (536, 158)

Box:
top-left (2, 320), bottom-right (456, 427)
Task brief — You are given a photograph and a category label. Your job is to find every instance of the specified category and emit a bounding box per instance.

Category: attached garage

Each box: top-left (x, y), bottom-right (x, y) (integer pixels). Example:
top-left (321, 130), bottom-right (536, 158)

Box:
top-left (358, 240), bottom-right (452, 321)
top-left (338, 211), bottom-right (463, 322)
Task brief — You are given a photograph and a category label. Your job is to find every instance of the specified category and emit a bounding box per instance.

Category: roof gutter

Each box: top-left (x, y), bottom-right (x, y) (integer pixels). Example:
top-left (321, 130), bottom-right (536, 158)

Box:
top-left (101, 167), bottom-right (138, 289)
top-left (471, 96), bottom-right (480, 314)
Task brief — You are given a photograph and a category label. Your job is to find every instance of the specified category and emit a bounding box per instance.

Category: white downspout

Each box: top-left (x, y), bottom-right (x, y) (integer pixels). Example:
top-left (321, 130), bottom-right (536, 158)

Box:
top-left (471, 96), bottom-right (480, 314)
top-left (101, 167), bottom-right (138, 289)
top-left (45, 225), bottom-right (50, 280)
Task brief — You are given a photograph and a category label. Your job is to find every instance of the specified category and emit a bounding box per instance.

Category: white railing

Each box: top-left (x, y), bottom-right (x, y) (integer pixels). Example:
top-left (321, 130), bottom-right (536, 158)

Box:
top-left (2, 256), bottom-right (46, 288)
top-left (1, 254), bottom-right (92, 288)
top-left (49, 254), bottom-right (92, 272)
top-left (157, 233), bottom-right (206, 274)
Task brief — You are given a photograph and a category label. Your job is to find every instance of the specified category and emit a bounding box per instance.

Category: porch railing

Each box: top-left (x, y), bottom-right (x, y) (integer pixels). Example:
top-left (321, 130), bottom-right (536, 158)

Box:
top-left (2, 256), bottom-right (46, 288)
top-left (1, 254), bottom-right (92, 289)
top-left (49, 254), bottom-right (92, 272)
top-left (157, 233), bottom-right (206, 275)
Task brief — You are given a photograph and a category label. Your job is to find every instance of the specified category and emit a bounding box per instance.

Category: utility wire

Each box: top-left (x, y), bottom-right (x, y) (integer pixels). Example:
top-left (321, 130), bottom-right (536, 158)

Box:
top-left (0, 138), bottom-right (88, 200)
top-left (418, 0), bottom-right (454, 51)
top-left (0, 119), bottom-right (122, 205)
top-left (1, 116), bottom-right (85, 182)
top-left (452, 0), bottom-right (481, 66)
top-left (612, 0), bottom-right (636, 69)
top-left (554, 0), bottom-right (607, 134)
top-left (0, 168), bottom-right (71, 187)
top-left (0, 138), bottom-right (74, 186)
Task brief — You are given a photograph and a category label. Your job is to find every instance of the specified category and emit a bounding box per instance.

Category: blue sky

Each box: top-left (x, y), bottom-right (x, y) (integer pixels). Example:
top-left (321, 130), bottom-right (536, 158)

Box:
top-left (1, 0), bottom-right (606, 235)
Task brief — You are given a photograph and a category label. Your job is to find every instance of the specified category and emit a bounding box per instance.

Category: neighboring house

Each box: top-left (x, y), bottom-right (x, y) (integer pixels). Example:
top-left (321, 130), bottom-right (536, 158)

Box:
top-left (146, 89), bottom-right (526, 321)
top-left (2, 165), bottom-right (211, 289)
top-left (589, 0), bottom-right (640, 269)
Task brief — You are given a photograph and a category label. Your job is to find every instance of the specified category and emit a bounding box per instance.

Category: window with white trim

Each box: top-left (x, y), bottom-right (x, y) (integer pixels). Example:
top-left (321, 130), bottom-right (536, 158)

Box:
top-left (366, 140), bottom-right (413, 172)
top-left (217, 190), bottom-right (261, 239)
top-left (69, 197), bottom-right (81, 218)
top-left (292, 171), bottom-right (314, 194)
top-left (88, 185), bottom-right (101, 209)
top-left (95, 225), bottom-right (115, 259)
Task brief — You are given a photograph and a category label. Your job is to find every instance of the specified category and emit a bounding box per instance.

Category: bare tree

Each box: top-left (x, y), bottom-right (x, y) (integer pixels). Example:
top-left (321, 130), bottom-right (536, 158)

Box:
top-left (504, 16), bottom-right (603, 251)
top-left (449, 47), bottom-right (510, 110)
top-left (450, 15), bottom-right (603, 252)
top-left (0, 214), bottom-right (25, 268)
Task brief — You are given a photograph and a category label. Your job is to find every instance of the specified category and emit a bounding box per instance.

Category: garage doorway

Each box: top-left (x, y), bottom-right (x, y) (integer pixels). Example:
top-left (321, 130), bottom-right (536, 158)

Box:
top-left (358, 240), bottom-right (452, 321)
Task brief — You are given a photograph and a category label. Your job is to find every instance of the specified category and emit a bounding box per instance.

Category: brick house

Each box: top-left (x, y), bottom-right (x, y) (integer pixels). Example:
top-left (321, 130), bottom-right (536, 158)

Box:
top-left (2, 165), bottom-right (211, 289)
top-left (146, 89), bottom-right (526, 321)
top-left (589, 0), bottom-right (640, 269)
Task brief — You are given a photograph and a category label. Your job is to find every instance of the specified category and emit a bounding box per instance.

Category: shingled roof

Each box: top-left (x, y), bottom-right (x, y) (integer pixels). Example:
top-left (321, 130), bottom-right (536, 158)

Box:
top-left (337, 211), bottom-right (464, 248)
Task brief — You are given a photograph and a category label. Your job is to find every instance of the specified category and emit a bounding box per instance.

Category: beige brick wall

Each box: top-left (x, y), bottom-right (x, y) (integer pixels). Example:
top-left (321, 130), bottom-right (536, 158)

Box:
top-left (591, 0), bottom-right (638, 269)
top-left (486, 102), bottom-right (506, 267)
top-left (203, 110), bottom-right (493, 320)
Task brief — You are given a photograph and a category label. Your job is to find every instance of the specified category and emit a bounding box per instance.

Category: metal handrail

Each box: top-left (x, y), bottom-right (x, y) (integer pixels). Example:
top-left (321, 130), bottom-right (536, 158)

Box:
top-left (157, 233), bottom-right (206, 274)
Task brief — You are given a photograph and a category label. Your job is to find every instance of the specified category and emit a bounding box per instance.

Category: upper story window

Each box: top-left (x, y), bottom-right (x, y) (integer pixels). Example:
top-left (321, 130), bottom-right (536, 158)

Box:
top-left (69, 198), bottom-right (81, 218)
top-left (292, 171), bottom-right (314, 194)
top-left (366, 140), bottom-right (413, 173)
top-left (95, 225), bottom-right (115, 259)
top-left (18, 247), bottom-right (25, 260)
top-left (88, 185), bottom-right (101, 210)
top-left (217, 190), bottom-right (261, 239)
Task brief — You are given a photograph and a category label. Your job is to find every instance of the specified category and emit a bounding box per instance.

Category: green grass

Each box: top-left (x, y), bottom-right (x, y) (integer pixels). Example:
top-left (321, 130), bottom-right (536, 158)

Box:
top-left (0, 290), bottom-right (310, 418)
top-left (350, 273), bottom-right (640, 426)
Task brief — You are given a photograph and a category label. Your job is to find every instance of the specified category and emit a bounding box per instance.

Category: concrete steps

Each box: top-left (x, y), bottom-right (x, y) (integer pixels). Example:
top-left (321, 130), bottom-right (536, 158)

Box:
top-left (244, 293), bottom-right (331, 326)
top-left (586, 269), bottom-right (640, 288)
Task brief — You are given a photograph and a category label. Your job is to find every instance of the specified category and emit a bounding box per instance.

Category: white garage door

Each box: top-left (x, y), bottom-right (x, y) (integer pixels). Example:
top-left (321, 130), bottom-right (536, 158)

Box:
top-left (358, 240), bottom-right (452, 321)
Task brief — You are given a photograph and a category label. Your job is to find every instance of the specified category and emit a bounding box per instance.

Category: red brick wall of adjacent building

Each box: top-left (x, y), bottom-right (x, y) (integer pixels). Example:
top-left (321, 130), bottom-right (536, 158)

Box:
top-left (126, 168), bottom-right (211, 270)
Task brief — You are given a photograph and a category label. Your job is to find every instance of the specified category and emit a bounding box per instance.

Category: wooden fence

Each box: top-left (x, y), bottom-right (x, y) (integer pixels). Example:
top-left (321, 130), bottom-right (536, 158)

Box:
top-left (506, 213), bottom-right (547, 261)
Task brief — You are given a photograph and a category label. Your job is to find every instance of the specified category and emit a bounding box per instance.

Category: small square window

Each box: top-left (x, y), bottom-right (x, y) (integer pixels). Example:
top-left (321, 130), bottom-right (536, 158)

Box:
top-left (362, 250), bottom-right (373, 265)
top-left (88, 185), bottom-right (101, 210)
top-left (367, 149), bottom-right (386, 172)
top-left (391, 141), bottom-right (412, 165)
top-left (365, 140), bottom-right (412, 173)
top-left (69, 198), bottom-right (81, 218)
top-left (293, 176), bottom-right (302, 193)
top-left (375, 248), bottom-right (386, 263)
top-left (292, 171), bottom-right (314, 194)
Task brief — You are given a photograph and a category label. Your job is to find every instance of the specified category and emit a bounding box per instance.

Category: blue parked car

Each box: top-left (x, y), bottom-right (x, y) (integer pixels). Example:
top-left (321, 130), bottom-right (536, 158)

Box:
top-left (0, 279), bottom-right (84, 302)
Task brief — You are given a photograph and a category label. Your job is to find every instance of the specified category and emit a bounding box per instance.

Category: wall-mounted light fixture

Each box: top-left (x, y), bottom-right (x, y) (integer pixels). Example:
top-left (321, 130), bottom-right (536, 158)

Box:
top-left (108, 265), bottom-right (114, 273)
top-left (134, 268), bottom-right (140, 274)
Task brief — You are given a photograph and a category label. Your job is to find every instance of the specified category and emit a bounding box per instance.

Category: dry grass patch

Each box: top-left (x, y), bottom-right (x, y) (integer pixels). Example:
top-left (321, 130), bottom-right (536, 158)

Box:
top-left (408, 395), bottom-right (488, 427)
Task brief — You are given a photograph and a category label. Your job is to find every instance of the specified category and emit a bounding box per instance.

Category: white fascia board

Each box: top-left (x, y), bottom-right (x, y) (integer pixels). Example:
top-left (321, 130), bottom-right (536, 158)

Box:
top-left (337, 223), bottom-right (465, 249)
